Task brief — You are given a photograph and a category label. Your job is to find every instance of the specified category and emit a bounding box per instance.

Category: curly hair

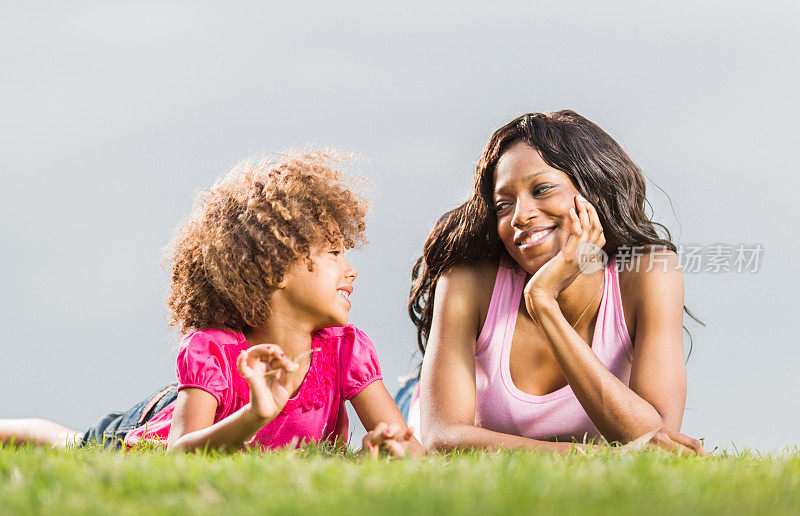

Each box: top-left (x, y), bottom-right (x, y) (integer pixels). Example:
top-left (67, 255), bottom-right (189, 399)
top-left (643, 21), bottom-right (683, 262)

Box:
top-left (166, 150), bottom-right (368, 332)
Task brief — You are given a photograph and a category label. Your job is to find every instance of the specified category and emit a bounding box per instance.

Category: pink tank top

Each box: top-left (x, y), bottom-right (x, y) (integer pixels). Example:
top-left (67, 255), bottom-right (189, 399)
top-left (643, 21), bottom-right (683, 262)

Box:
top-left (473, 256), bottom-right (633, 442)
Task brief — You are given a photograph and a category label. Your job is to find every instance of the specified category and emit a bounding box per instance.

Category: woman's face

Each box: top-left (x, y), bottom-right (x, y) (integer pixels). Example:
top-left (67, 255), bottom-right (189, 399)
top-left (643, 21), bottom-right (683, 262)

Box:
top-left (492, 141), bottom-right (583, 274)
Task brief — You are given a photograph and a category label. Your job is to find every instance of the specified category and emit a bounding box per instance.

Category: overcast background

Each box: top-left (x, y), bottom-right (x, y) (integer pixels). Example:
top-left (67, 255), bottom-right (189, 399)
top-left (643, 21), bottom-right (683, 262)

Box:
top-left (1, 1), bottom-right (798, 452)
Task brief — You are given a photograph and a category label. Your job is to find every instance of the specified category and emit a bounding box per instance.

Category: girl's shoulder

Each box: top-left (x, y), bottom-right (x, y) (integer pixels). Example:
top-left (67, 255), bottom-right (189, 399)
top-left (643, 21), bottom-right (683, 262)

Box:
top-left (314, 324), bottom-right (382, 400)
top-left (179, 327), bottom-right (247, 354)
top-left (313, 324), bottom-right (373, 353)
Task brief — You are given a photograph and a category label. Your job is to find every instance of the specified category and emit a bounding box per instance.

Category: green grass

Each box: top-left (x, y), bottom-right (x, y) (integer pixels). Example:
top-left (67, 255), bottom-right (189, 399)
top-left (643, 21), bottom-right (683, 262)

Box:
top-left (1, 444), bottom-right (799, 515)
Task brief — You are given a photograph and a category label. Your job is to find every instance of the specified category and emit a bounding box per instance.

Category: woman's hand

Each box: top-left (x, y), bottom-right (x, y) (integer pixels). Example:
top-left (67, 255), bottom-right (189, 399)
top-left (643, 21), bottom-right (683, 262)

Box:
top-left (619, 426), bottom-right (707, 456)
top-left (361, 422), bottom-right (415, 459)
top-left (236, 344), bottom-right (299, 421)
top-left (523, 194), bottom-right (606, 311)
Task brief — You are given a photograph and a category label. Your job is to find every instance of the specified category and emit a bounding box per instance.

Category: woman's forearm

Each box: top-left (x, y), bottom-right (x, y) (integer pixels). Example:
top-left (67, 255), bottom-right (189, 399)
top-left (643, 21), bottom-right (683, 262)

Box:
top-left (425, 422), bottom-right (596, 454)
top-left (168, 404), bottom-right (271, 453)
top-left (532, 295), bottom-right (664, 442)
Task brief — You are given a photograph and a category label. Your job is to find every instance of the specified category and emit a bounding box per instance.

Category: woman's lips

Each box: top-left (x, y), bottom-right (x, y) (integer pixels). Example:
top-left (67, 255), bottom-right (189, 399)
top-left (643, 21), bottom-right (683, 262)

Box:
top-left (517, 227), bottom-right (556, 250)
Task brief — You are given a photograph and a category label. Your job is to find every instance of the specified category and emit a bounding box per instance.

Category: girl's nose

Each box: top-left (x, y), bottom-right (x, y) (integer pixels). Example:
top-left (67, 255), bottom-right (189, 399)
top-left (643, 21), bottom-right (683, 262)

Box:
top-left (345, 260), bottom-right (358, 281)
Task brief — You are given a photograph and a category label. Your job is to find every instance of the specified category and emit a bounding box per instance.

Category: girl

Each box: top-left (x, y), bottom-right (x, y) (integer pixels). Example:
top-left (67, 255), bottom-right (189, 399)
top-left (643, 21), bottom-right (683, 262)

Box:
top-left (406, 111), bottom-right (706, 455)
top-left (0, 150), bottom-right (420, 457)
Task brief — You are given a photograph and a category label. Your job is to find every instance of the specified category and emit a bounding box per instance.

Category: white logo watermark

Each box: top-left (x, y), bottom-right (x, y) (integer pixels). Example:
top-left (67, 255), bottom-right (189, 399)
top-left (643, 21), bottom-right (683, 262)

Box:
top-left (577, 241), bottom-right (609, 274)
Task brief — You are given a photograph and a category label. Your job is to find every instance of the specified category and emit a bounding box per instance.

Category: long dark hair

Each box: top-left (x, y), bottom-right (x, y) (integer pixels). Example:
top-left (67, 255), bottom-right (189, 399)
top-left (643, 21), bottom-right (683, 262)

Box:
top-left (408, 110), bottom-right (703, 354)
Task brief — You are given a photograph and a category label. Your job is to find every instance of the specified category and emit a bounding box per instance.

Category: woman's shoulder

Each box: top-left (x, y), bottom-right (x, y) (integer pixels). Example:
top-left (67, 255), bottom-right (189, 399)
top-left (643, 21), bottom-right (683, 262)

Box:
top-left (438, 259), bottom-right (500, 300)
top-left (617, 246), bottom-right (682, 287)
top-left (617, 246), bottom-right (683, 333)
top-left (433, 259), bottom-right (502, 334)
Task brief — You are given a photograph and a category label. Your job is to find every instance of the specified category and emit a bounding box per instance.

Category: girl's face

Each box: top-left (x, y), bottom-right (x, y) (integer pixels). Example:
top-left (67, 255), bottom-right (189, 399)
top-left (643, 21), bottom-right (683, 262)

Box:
top-left (492, 141), bottom-right (584, 274)
top-left (279, 239), bottom-right (358, 329)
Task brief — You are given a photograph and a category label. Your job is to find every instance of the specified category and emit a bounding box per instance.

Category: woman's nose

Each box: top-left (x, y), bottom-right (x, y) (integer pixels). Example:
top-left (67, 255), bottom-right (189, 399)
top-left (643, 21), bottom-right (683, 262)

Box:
top-left (511, 196), bottom-right (538, 228)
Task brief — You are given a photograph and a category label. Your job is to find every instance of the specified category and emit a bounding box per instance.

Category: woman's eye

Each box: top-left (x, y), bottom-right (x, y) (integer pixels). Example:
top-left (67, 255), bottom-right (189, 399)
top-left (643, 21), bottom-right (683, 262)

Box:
top-left (329, 250), bottom-right (342, 256)
top-left (533, 184), bottom-right (554, 195)
top-left (494, 201), bottom-right (511, 212)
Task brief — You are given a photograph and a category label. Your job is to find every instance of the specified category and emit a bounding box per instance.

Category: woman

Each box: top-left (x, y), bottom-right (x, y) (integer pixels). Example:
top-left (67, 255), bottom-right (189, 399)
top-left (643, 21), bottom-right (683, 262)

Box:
top-left (407, 111), bottom-right (706, 454)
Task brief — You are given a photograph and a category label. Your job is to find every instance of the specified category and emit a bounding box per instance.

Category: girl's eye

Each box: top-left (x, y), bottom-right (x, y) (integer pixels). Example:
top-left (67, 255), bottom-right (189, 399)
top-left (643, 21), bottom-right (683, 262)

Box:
top-left (329, 250), bottom-right (342, 256)
top-left (494, 201), bottom-right (511, 212)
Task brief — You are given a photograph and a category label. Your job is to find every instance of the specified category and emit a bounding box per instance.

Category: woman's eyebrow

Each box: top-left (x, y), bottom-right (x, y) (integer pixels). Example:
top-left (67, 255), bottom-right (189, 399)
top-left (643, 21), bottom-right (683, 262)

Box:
top-left (494, 170), bottom-right (549, 196)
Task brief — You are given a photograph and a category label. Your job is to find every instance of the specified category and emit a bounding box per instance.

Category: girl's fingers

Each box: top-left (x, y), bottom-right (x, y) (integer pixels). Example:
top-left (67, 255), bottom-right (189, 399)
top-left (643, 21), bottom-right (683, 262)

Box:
top-left (368, 423), bottom-right (389, 445)
top-left (381, 439), bottom-right (407, 458)
top-left (362, 435), bottom-right (379, 460)
top-left (246, 345), bottom-right (298, 374)
top-left (382, 423), bottom-right (402, 439)
top-left (236, 351), bottom-right (251, 376)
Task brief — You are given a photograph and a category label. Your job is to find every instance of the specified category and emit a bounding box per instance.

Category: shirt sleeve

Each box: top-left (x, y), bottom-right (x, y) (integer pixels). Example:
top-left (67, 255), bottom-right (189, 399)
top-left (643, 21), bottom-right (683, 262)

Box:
top-left (340, 326), bottom-right (383, 400)
top-left (175, 330), bottom-right (230, 405)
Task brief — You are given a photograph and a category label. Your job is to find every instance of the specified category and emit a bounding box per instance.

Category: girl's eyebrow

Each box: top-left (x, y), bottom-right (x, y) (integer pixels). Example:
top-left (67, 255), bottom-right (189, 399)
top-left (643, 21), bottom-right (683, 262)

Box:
top-left (494, 170), bottom-right (549, 197)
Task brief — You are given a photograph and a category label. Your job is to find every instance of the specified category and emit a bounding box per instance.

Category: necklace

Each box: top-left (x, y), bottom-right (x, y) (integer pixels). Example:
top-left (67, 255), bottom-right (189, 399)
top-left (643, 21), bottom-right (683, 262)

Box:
top-left (572, 274), bottom-right (604, 329)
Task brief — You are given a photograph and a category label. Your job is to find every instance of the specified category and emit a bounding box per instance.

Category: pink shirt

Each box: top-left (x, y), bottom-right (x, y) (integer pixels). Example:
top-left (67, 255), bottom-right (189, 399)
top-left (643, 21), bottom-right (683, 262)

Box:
top-left (124, 324), bottom-right (382, 449)
top-left (474, 256), bottom-right (633, 442)
top-left (407, 256), bottom-right (633, 443)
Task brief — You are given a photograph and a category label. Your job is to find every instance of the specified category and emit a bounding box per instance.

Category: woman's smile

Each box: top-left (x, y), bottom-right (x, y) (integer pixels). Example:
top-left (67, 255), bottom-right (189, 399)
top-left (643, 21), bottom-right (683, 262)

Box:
top-left (515, 226), bottom-right (557, 250)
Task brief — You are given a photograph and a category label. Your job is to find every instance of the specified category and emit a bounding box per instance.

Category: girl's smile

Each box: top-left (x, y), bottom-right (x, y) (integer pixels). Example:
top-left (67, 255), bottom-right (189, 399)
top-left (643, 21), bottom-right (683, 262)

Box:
top-left (336, 285), bottom-right (353, 308)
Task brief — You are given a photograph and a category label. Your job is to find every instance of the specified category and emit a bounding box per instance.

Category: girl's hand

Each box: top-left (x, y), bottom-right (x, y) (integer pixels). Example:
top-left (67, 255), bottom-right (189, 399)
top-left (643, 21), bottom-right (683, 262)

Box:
top-left (523, 194), bottom-right (606, 310)
top-left (361, 422), bottom-right (415, 459)
top-left (236, 345), bottom-right (299, 421)
top-left (619, 426), bottom-right (707, 456)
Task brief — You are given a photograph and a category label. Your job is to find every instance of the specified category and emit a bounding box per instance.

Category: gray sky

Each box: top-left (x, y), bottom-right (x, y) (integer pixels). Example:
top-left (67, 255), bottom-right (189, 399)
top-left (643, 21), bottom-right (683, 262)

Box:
top-left (1, 1), bottom-right (798, 452)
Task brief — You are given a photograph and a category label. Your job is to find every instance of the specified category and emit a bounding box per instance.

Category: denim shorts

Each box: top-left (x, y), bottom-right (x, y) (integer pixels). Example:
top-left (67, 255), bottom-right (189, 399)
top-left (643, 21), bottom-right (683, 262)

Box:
top-left (79, 382), bottom-right (178, 449)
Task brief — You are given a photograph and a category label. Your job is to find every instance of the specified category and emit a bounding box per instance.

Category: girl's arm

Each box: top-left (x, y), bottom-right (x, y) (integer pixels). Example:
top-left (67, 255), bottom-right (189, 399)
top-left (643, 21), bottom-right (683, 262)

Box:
top-left (350, 380), bottom-right (424, 457)
top-left (167, 344), bottom-right (298, 453)
top-left (421, 265), bottom-right (583, 454)
top-left (167, 389), bottom-right (273, 453)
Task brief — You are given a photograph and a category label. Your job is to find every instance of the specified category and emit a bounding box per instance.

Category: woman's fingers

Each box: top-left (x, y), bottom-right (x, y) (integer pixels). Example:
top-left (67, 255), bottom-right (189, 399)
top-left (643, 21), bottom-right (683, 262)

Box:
top-left (643, 428), bottom-right (706, 457)
top-left (575, 196), bottom-right (591, 235)
top-left (666, 429), bottom-right (707, 457)
top-left (582, 196), bottom-right (605, 245)
top-left (569, 207), bottom-right (582, 237)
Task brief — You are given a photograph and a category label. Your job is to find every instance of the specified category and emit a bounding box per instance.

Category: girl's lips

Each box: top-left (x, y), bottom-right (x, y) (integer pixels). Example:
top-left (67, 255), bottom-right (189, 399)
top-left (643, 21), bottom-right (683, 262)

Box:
top-left (517, 227), bottom-right (555, 251)
top-left (337, 288), bottom-right (352, 309)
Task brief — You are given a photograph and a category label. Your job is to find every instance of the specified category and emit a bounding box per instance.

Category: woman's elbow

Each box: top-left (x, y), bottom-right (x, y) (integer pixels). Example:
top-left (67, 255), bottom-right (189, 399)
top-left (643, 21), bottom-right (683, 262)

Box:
top-left (421, 423), bottom-right (464, 453)
top-left (166, 436), bottom-right (189, 454)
